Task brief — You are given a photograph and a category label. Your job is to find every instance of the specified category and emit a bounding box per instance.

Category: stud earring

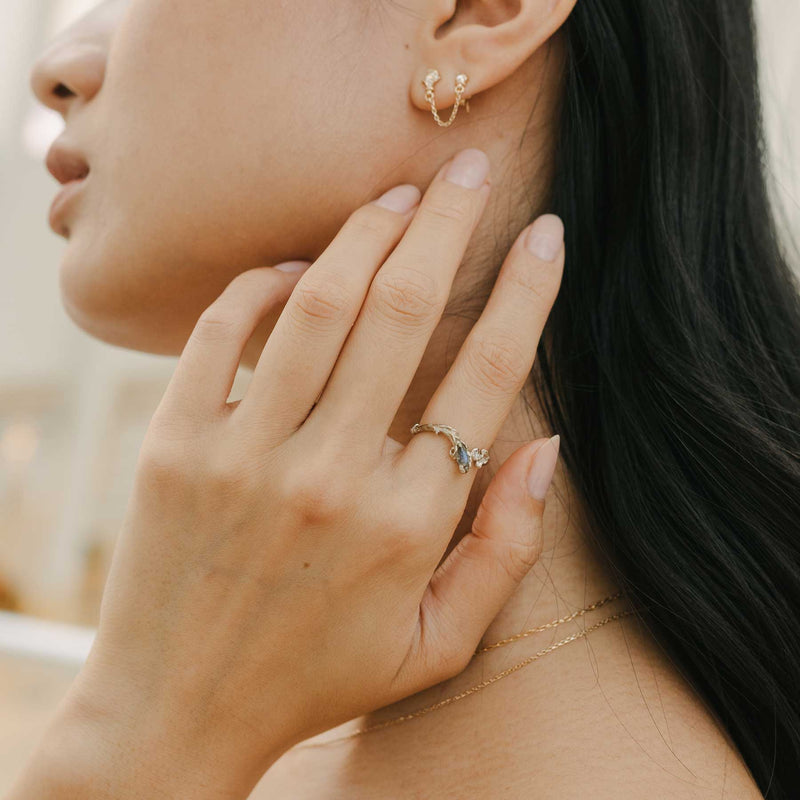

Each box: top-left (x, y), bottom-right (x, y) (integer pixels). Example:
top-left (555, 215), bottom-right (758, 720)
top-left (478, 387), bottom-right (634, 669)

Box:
top-left (422, 69), bottom-right (470, 128)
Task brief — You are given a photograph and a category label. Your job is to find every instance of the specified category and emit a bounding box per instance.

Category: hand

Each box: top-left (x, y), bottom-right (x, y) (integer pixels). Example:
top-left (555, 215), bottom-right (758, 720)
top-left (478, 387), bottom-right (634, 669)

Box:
top-left (22, 148), bottom-right (565, 799)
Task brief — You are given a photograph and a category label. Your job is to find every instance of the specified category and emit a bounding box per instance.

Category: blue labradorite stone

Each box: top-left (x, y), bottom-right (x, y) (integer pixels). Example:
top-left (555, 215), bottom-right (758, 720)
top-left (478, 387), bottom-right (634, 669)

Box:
top-left (455, 443), bottom-right (471, 471)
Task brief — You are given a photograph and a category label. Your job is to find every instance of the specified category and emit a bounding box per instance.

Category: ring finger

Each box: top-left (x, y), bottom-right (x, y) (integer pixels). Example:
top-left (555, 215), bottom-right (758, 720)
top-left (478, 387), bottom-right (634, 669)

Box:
top-left (400, 214), bottom-right (565, 504)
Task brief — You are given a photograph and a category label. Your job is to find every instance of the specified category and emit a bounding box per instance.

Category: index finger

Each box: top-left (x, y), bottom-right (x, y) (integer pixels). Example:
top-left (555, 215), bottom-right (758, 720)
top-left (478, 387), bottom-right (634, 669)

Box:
top-left (307, 149), bottom-right (492, 442)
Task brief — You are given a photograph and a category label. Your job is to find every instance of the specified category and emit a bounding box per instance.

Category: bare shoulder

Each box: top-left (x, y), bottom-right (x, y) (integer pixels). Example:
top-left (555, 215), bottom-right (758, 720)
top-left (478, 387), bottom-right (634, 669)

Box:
top-left (250, 612), bottom-right (764, 799)
top-left (509, 611), bottom-right (765, 799)
top-left (527, 701), bottom-right (764, 800)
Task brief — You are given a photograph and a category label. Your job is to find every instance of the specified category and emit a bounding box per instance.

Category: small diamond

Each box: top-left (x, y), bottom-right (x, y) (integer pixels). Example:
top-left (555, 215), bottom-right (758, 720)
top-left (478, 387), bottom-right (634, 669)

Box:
top-left (455, 73), bottom-right (469, 86)
top-left (470, 448), bottom-right (489, 467)
top-left (423, 69), bottom-right (440, 90)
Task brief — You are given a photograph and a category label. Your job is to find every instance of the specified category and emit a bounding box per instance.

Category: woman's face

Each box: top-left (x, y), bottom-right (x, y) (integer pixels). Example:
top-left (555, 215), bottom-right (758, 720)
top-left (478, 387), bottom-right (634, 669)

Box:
top-left (30, 0), bottom-right (459, 357)
top-left (31, 0), bottom-right (562, 362)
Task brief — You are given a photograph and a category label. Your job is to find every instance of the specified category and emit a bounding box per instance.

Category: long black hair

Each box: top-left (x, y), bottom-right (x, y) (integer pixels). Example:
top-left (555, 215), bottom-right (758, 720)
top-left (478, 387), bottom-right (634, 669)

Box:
top-left (535, 2), bottom-right (800, 796)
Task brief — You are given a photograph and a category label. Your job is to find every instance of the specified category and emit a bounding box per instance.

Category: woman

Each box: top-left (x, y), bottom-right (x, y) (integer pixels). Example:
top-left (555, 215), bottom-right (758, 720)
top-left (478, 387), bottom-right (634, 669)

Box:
top-left (9, 0), bottom-right (798, 797)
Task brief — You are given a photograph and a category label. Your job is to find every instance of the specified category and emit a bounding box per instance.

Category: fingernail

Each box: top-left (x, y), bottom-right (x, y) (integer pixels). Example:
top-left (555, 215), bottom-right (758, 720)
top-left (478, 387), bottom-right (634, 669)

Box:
top-left (525, 214), bottom-right (564, 262)
top-left (372, 184), bottom-right (422, 214)
top-left (444, 148), bottom-right (490, 189)
top-left (274, 261), bottom-right (312, 273)
top-left (526, 435), bottom-right (560, 500)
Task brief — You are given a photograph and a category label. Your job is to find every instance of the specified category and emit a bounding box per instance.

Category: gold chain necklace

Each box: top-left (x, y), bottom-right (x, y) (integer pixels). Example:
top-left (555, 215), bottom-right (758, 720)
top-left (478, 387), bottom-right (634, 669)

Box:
top-left (296, 591), bottom-right (634, 749)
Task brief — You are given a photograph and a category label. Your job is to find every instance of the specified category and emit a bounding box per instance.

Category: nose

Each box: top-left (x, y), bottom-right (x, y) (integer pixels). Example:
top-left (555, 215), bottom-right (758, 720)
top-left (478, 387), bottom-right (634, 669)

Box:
top-left (28, 0), bottom-right (128, 119)
top-left (30, 39), bottom-right (106, 118)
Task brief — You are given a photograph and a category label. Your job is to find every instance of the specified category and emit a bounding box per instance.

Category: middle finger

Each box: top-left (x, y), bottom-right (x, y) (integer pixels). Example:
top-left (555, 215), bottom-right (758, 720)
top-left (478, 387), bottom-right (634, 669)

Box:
top-left (310, 148), bottom-right (491, 439)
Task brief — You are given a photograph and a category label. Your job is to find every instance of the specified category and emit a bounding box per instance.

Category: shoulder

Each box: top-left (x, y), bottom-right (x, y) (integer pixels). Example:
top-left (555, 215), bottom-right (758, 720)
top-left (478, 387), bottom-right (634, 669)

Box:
top-left (499, 612), bottom-right (765, 799)
top-left (523, 724), bottom-right (763, 799)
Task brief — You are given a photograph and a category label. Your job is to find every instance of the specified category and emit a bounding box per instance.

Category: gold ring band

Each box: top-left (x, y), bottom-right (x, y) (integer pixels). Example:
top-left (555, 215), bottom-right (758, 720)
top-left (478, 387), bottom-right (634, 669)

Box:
top-left (410, 422), bottom-right (489, 474)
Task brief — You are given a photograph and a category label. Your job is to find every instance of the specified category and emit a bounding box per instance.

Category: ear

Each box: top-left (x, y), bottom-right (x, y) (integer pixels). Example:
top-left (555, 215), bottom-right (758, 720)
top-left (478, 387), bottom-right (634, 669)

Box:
top-left (409, 0), bottom-right (577, 113)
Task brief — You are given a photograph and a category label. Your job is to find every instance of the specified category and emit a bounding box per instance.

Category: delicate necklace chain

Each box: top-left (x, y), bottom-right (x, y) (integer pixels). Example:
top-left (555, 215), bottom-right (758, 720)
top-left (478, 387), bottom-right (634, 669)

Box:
top-left (296, 591), bottom-right (633, 749)
top-left (474, 591), bottom-right (622, 654)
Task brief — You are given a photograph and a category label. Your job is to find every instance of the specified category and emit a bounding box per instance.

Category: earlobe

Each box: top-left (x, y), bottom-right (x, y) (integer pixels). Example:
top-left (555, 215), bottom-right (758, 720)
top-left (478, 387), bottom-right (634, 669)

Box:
top-left (420, 68), bottom-right (471, 127)
top-left (410, 64), bottom-right (470, 117)
top-left (409, 0), bottom-right (576, 118)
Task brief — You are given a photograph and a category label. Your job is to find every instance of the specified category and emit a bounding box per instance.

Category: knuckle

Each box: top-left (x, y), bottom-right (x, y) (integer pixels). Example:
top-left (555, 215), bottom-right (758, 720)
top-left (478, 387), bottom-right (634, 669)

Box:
top-left (203, 450), bottom-right (251, 495)
top-left (137, 438), bottom-right (193, 489)
top-left (192, 308), bottom-right (245, 344)
top-left (499, 537), bottom-right (541, 582)
top-left (369, 267), bottom-right (441, 328)
top-left (290, 277), bottom-right (351, 328)
top-left (464, 331), bottom-right (529, 396)
top-left (279, 466), bottom-right (353, 525)
top-left (344, 204), bottom-right (395, 238)
top-left (432, 643), bottom-right (473, 683)
top-left (421, 197), bottom-right (471, 227)
top-left (387, 511), bottom-right (428, 555)
top-left (503, 260), bottom-right (555, 307)
top-left (445, 646), bottom-right (475, 678)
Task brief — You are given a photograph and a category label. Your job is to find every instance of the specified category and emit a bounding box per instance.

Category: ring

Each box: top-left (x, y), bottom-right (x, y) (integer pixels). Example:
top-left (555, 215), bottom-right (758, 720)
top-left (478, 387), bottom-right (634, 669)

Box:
top-left (409, 422), bottom-right (490, 474)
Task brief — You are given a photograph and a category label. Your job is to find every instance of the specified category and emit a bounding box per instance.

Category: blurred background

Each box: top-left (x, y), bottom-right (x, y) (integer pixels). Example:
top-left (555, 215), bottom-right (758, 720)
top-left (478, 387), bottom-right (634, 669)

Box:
top-left (0, 0), bottom-right (798, 792)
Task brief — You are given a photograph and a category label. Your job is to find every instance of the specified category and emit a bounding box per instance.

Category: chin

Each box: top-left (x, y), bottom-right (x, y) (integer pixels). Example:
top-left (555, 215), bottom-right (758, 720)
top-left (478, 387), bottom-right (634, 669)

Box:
top-left (56, 239), bottom-right (190, 357)
top-left (54, 216), bottom-right (295, 364)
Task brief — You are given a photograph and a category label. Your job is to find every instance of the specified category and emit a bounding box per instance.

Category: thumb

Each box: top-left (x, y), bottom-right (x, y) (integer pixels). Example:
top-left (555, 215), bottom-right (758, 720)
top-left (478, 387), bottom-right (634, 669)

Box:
top-left (408, 435), bottom-right (561, 688)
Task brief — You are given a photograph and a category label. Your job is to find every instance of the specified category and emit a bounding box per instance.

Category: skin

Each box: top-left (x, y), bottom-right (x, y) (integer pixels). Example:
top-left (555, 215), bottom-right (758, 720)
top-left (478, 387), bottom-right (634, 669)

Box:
top-left (26, 0), bottom-right (764, 797)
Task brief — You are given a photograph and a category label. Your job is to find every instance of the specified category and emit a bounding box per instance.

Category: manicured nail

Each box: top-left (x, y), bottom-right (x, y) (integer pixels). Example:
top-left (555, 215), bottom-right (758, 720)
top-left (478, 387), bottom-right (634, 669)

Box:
top-left (444, 148), bottom-right (490, 189)
top-left (526, 435), bottom-right (560, 500)
top-left (274, 261), bottom-right (312, 273)
top-left (525, 214), bottom-right (564, 262)
top-left (372, 184), bottom-right (422, 214)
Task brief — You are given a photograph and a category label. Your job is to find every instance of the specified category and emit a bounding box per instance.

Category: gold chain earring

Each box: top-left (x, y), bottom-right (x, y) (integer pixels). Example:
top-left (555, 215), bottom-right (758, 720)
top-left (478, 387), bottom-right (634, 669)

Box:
top-left (422, 69), bottom-right (470, 127)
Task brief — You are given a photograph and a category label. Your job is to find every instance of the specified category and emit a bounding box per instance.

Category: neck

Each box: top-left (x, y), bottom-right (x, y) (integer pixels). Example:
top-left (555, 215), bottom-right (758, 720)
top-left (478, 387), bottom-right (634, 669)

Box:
top-left (277, 31), bottom-right (622, 744)
top-left (357, 166), bottom-right (623, 735)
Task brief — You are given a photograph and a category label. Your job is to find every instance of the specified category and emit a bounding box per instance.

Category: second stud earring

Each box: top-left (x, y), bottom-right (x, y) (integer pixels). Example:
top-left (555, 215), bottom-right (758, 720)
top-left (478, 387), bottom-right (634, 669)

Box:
top-left (423, 69), bottom-right (470, 128)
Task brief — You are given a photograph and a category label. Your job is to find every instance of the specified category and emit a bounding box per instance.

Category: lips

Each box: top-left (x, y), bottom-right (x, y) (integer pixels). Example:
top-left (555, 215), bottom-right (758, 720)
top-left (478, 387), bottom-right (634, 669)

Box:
top-left (48, 179), bottom-right (87, 235)
top-left (46, 141), bottom-right (90, 185)
top-left (45, 139), bottom-right (90, 235)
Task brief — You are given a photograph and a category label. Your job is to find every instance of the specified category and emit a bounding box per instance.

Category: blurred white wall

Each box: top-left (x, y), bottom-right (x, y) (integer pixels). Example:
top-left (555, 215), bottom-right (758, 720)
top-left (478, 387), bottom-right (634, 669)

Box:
top-left (756, 0), bottom-right (800, 247)
top-left (0, 0), bottom-right (798, 624)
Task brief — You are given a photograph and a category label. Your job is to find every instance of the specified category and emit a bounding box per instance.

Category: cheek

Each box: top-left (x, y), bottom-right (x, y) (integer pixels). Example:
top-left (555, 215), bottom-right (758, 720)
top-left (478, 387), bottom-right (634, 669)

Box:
top-left (97, 0), bottom-right (368, 260)
top-left (62, 0), bottom-right (418, 354)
